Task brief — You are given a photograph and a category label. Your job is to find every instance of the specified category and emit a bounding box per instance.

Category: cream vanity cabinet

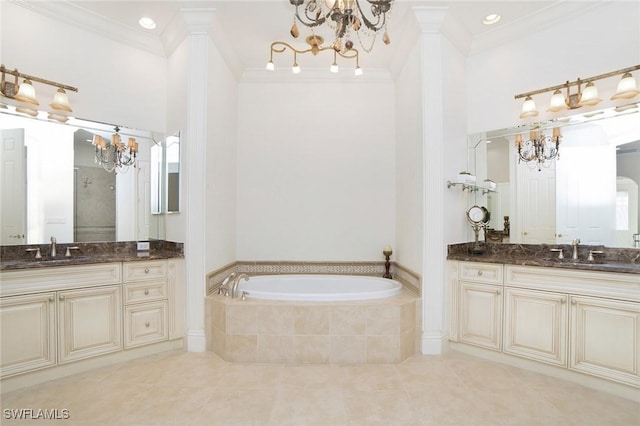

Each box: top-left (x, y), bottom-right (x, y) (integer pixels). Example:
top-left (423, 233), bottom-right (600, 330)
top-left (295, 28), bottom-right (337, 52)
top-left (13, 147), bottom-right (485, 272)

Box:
top-left (449, 261), bottom-right (640, 388)
top-left (0, 259), bottom-right (184, 380)
top-left (0, 263), bottom-right (122, 378)
top-left (455, 262), bottom-right (504, 351)
top-left (504, 265), bottom-right (640, 387)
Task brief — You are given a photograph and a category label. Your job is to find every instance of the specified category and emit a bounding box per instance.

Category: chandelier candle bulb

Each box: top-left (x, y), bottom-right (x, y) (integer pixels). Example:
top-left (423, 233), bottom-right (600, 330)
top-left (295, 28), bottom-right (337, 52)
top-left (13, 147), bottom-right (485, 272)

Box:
top-left (515, 134), bottom-right (523, 148)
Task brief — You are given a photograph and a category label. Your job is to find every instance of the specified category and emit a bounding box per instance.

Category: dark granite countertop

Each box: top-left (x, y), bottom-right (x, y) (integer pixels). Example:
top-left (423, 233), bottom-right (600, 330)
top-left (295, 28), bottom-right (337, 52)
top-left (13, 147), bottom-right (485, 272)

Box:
top-left (448, 243), bottom-right (640, 275)
top-left (1, 241), bottom-right (184, 271)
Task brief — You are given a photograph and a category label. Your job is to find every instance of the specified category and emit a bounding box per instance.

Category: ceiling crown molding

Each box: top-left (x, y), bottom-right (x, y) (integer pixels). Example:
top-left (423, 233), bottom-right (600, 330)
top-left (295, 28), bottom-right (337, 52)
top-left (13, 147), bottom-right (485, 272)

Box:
top-left (470, 1), bottom-right (607, 55)
top-left (12, 0), bottom-right (166, 57)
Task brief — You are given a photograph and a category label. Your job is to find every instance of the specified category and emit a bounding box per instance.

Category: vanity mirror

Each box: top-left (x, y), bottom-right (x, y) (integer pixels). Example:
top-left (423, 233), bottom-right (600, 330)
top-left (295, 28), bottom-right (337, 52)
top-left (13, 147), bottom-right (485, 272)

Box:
top-left (0, 110), bottom-right (164, 245)
top-left (468, 103), bottom-right (640, 248)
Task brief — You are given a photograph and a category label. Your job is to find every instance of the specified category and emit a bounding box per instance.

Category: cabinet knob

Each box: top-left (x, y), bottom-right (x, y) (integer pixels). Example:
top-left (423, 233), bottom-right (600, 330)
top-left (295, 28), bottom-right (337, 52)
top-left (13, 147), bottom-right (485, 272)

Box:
top-left (145, 322), bottom-right (151, 328)
top-left (144, 289), bottom-right (150, 295)
top-left (571, 299), bottom-right (577, 305)
top-left (496, 289), bottom-right (501, 295)
top-left (59, 295), bottom-right (65, 300)
top-left (561, 297), bottom-right (566, 304)
top-left (477, 270), bottom-right (483, 276)
top-left (144, 268), bottom-right (150, 273)
top-left (48, 296), bottom-right (54, 302)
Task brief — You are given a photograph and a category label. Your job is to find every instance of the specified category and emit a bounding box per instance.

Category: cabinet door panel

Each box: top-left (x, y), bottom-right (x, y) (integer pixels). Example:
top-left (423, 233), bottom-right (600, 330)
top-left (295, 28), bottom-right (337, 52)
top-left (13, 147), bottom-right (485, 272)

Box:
top-left (570, 296), bottom-right (640, 387)
top-left (459, 282), bottom-right (502, 351)
top-left (504, 288), bottom-right (568, 366)
top-left (58, 286), bottom-right (122, 364)
top-left (124, 301), bottom-right (168, 348)
top-left (0, 293), bottom-right (56, 377)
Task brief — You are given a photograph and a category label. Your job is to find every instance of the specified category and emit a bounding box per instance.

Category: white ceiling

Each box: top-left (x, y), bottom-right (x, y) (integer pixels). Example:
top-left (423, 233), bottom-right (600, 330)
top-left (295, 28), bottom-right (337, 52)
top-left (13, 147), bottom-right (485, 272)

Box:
top-left (33, 1), bottom-right (605, 74)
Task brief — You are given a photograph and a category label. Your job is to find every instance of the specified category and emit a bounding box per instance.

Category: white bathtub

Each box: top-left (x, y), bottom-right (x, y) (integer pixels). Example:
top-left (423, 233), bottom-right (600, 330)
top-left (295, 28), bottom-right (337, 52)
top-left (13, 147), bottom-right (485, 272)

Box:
top-left (239, 274), bottom-right (402, 301)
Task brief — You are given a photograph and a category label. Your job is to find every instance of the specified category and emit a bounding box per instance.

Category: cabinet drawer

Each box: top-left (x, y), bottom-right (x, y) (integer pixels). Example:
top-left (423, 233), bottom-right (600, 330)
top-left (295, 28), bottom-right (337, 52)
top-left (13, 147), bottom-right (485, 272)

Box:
top-left (123, 260), bottom-right (167, 282)
top-left (459, 262), bottom-right (503, 285)
top-left (124, 301), bottom-right (168, 348)
top-left (123, 281), bottom-right (167, 304)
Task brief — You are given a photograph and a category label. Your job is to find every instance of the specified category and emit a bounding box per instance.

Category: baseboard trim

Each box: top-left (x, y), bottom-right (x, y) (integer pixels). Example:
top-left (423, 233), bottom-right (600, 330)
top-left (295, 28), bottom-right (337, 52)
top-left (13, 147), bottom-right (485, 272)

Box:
top-left (187, 329), bottom-right (206, 352)
top-left (421, 331), bottom-right (449, 355)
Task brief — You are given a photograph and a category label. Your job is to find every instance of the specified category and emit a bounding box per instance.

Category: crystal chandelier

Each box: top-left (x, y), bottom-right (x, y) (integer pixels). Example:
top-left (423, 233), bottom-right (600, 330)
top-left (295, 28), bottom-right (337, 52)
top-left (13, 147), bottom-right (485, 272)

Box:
top-left (515, 128), bottom-right (561, 171)
top-left (92, 126), bottom-right (138, 173)
top-left (288, 0), bottom-right (393, 53)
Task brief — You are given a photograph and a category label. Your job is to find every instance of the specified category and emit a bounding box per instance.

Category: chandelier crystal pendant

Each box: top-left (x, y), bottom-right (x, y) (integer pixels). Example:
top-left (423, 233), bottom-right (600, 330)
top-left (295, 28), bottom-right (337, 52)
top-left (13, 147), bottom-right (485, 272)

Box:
top-left (288, 0), bottom-right (393, 53)
top-left (515, 127), bottom-right (561, 172)
top-left (92, 126), bottom-right (138, 173)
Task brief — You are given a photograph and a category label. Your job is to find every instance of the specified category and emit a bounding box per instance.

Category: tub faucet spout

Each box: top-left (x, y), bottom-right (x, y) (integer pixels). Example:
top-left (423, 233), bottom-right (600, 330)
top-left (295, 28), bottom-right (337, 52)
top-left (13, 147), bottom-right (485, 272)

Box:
top-left (231, 274), bottom-right (250, 299)
top-left (218, 272), bottom-right (237, 295)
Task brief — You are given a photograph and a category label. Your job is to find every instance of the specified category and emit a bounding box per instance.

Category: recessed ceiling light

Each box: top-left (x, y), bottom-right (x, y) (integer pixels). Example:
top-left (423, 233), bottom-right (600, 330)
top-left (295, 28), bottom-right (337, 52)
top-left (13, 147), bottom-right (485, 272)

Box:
top-left (482, 13), bottom-right (501, 25)
top-left (138, 16), bottom-right (157, 30)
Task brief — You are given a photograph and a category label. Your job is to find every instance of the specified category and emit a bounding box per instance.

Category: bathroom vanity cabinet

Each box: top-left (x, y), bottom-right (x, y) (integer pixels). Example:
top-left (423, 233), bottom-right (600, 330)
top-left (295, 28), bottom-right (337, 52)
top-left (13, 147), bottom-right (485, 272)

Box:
top-left (0, 259), bottom-right (184, 382)
top-left (449, 261), bottom-right (640, 389)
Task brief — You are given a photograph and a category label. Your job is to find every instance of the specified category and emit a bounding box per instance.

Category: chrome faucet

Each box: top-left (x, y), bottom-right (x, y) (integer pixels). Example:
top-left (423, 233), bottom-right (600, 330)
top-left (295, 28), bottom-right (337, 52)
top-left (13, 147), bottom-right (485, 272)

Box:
top-left (50, 236), bottom-right (57, 257)
top-left (571, 238), bottom-right (580, 260)
top-left (218, 272), bottom-right (237, 295)
top-left (231, 274), bottom-right (249, 299)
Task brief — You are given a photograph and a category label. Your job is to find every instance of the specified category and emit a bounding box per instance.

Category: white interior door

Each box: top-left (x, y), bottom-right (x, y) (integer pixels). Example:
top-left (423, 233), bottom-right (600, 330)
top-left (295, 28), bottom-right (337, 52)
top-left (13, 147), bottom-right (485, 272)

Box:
top-left (615, 177), bottom-right (639, 247)
top-left (516, 161), bottom-right (556, 244)
top-left (1, 128), bottom-right (26, 244)
top-left (556, 145), bottom-right (616, 245)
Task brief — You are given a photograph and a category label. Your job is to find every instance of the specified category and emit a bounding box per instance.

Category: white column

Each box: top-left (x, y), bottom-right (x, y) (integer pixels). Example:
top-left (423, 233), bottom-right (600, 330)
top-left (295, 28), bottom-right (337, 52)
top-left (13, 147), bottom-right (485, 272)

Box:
top-left (413, 7), bottom-right (470, 354)
top-left (180, 9), bottom-right (215, 352)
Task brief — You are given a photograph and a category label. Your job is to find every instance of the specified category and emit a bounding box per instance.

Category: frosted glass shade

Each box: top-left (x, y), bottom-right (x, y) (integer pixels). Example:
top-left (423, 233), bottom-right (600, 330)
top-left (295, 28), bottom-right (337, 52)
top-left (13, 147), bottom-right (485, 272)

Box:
top-left (519, 96), bottom-right (538, 118)
top-left (611, 72), bottom-right (640, 100)
top-left (547, 89), bottom-right (567, 112)
top-left (14, 79), bottom-right (39, 105)
top-left (578, 82), bottom-right (601, 106)
top-left (50, 88), bottom-right (72, 112)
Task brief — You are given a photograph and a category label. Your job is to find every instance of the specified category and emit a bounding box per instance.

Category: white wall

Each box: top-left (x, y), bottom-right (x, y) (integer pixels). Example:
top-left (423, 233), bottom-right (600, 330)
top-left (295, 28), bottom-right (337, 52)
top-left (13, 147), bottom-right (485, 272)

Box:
top-left (395, 44), bottom-right (424, 274)
top-left (1, 3), bottom-right (167, 133)
top-left (467, 1), bottom-right (640, 134)
top-left (205, 40), bottom-right (238, 272)
top-left (236, 79), bottom-right (396, 261)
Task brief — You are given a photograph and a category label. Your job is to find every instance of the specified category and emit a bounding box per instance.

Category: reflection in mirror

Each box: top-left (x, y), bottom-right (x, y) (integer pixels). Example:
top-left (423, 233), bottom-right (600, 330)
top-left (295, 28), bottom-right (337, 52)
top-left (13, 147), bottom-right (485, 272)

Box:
top-left (469, 103), bottom-right (640, 248)
top-left (166, 133), bottom-right (180, 213)
top-left (0, 110), bottom-right (159, 245)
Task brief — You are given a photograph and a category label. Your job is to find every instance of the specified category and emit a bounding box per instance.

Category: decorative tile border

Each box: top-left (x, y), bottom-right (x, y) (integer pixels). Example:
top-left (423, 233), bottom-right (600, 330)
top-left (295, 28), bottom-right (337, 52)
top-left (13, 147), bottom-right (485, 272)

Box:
top-left (206, 260), bottom-right (422, 296)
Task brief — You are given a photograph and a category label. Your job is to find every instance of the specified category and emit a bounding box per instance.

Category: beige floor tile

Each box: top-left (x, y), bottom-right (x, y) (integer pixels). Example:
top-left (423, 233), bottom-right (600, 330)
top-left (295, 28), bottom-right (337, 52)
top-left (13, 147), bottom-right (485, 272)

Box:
top-left (344, 389), bottom-right (421, 425)
top-left (1, 350), bottom-right (638, 426)
top-left (269, 388), bottom-right (347, 425)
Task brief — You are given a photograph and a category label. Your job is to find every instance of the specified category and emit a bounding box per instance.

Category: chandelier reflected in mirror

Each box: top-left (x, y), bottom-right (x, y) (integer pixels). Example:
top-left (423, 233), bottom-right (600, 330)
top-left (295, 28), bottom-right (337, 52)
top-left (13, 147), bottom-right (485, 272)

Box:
top-left (92, 126), bottom-right (138, 173)
top-left (288, 0), bottom-right (393, 53)
top-left (515, 127), bottom-right (561, 171)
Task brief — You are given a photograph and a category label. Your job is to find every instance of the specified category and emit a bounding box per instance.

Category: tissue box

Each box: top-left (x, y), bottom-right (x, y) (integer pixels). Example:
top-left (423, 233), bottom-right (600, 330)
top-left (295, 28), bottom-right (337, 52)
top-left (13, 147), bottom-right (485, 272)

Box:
top-left (483, 179), bottom-right (496, 190)
top-left (456, 173), bottom-right (476, 185)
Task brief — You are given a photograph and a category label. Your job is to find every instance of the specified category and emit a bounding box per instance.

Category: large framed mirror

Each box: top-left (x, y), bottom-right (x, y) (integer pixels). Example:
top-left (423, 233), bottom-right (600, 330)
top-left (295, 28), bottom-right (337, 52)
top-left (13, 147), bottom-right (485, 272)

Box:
top-left (468, 103), bottom-right (640, 248)
top-left (0, 110), bottom-right (163, 245)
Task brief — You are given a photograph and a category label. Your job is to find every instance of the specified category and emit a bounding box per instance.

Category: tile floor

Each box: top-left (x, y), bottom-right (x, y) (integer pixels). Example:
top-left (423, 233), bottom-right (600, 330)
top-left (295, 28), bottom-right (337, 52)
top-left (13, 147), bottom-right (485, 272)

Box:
top-left (1, 350), bottom-right (638, 426)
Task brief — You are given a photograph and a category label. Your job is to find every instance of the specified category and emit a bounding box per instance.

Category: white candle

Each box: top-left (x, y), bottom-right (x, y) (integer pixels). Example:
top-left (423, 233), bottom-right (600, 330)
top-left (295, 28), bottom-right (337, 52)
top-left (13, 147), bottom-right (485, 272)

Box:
top-left (383, 245), bottom-right (392, 252)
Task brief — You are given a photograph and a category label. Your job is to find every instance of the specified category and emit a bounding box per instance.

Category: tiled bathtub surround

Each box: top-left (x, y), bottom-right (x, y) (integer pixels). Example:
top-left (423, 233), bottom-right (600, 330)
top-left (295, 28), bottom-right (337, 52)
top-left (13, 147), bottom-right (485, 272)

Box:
top-left (206, 290), bottom-right (419, 364)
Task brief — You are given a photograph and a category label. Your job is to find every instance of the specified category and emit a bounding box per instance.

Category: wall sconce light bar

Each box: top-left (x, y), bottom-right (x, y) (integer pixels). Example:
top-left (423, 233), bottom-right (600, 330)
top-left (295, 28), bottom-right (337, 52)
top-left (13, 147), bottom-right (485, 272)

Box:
top-left (267, 35), bottom-right (362, 76)
top-left (514, 64), bottom-right (640, 118)
top-left (0, 64), bottom-right (78, 114)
